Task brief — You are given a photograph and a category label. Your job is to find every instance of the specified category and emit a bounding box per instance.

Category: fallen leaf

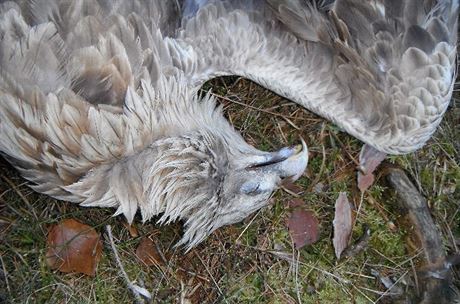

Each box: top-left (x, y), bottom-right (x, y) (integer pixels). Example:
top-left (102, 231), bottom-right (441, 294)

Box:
top-left (287, 203), bottom-right (319, 249)
top-left (46, 219), bottom-right (102, 276)
top-left (357, 144), bottom-right (387, 192)
top-left (288, 198), bottom-right (305, 208)
top-left (281, 180), bottom-right (304, 196)
top-left (357, 172), bottom-right (375, 193)
top-left (122, 221), bottom-right (139, 238)
top-left (136, 237), bottom-right (164, 266)
top-left (359, 144), bottom-right (387, 174)
top-left (333, 192), bottom-right (353, 259)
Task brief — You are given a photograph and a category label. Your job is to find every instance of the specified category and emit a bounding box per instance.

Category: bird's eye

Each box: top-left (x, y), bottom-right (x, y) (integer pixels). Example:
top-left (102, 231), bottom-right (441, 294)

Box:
top-left (240, 181), bottom-right (262, 195)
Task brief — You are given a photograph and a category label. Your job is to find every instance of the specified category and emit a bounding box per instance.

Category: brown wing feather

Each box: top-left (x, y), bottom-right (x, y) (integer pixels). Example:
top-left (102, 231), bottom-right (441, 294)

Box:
top-left (0, 0), bottom-right (191, 199)
top-left (267, 0), bottom-right (458, 152)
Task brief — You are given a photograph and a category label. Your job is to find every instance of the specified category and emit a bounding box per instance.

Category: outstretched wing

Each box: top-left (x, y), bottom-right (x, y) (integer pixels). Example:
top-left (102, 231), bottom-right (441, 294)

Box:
top-left (176, 0), bottom-right (457, 153)
top-left (267, 0), bottom-right (458, 153)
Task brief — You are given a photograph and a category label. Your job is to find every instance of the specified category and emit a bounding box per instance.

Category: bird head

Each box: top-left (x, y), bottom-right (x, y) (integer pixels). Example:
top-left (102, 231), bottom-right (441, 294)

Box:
top-left (149, 128), bottom-right (309, 249)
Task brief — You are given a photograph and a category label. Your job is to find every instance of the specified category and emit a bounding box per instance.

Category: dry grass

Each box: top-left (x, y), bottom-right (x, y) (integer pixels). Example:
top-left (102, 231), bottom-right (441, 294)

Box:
top-left (0, 75), bottom-right (459, 303)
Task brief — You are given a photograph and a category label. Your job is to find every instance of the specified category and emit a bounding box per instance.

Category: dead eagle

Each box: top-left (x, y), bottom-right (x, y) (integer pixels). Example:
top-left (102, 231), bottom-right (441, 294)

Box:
top-left (0, 0), bottom-right (457, 248)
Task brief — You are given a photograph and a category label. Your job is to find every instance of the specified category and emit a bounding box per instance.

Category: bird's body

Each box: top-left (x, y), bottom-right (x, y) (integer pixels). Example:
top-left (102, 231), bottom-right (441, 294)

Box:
top-left (0, 0), bottom-right (457, 247)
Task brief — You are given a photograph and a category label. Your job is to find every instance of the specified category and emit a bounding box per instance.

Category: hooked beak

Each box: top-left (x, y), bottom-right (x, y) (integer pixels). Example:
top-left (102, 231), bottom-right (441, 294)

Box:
top-left (248, 139), bottom-right (308, 182)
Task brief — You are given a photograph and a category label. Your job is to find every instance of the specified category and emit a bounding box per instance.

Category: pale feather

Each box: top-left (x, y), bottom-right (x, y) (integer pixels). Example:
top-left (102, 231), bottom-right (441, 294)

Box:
top-left (178, 0), bottom-right (458, 153)
top-left (0, 0), bottom-right (457, 246)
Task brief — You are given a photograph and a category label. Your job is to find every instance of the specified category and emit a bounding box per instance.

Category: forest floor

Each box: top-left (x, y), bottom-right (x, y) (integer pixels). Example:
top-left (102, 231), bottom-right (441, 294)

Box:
top-left (0, 75), bottom-right (459, 303)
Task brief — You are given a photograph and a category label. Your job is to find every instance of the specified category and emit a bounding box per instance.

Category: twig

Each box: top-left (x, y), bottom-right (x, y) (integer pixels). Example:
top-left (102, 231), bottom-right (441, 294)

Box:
top-left (194, 252), bottom-right (229, 304)
top-left (385, 168), bottom-right (457, 303)
top-left (308, 123), bottom-right (327, 192)
top-left (342, 224), bottom-right (371, 259)
top-left (328, 131), bottom-right (359, 167)
top-left (105, 225), bottom-right (151, 304)
top-left (294, 251), bottom-right (303, 304)
top-left (1, 175), bottom-right (45, 236)
top-left (372, 270), bottom-right (409, 303)
top-left (0, 253), bottom-right (11, 295)
top-left (234, 208), bottom-right (263, 245)
top-left (211, 93), bottom-right (301, 129)
top-left (265, 249), bottom-right (350, 284)
top-left (386, 170), bottom-right (444, 264)
top-left (25, 283), bottom-right (75, 303)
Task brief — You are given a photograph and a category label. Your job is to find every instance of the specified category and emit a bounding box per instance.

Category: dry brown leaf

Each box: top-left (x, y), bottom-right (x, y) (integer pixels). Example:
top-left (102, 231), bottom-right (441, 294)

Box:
top-left (46, 219), bottom-right (102, 276)
top-left (281, 180), bottom-right (304, 195)
top-left (136, 237), bottom-right (164, 266)
top-left (359, 144), bottom-right (387, 174)
top-left (357, 144), bottom-right (387, 192)
top-left (288, 198), bottom-right (305, 208)
top-left (122, 221), bottom-right (139, 238)
top-left (357, 172), bottom-right (375, 193)
top-left (332, 192), bottom-right (353, 260)
top-left (286, 201), bottom-right (319, 249)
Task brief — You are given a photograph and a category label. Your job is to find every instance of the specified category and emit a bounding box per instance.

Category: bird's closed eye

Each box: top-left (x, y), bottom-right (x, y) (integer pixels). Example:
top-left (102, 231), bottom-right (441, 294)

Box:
top-left (240, 181), bottom-right (262, 195)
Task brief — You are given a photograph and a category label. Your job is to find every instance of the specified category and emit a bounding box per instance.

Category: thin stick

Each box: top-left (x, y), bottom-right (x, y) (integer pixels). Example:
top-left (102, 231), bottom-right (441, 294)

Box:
top-left (308, 123), bottom-right (327, 191)
top-left (234, 208), bottom-right (262, 244)
top-left (0, 253), bottom-right (11, 295)
top-left (211, 93), bottom-right (301, 129)
top-left (1, 175), bottom-right (45, 235)
top-left (328, 132), bottom-right (359, 166)
top-left (105, 225), bottom-right (150, 304)
top-left (372, 270), bottom-right (409, 303)
top-left (294, 251), bottom-right (303, 304)
top-left (194, 252), bottom-right (229, 304)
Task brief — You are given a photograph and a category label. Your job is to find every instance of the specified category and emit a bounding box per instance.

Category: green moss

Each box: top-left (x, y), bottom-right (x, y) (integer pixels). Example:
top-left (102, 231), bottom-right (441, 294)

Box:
top-left (228, 273), bottom-right (267, 303)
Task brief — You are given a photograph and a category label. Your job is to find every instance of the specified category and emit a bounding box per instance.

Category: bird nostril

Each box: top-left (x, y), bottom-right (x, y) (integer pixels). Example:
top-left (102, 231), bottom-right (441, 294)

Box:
top-left (247, 154), bottom-right (289, 169)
